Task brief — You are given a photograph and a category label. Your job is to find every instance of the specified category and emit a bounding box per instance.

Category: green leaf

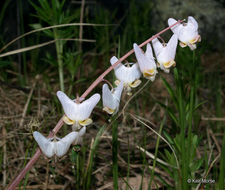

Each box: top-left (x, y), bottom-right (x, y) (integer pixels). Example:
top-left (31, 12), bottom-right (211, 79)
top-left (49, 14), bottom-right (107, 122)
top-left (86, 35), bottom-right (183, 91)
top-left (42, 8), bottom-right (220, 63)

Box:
top-left (156, 101), bottom-right (178, 126)
top-left (193, 100), bottom-right (207, 112)
top-left (161, 76), bottom-right (178, 108)
top-left (163, 131), bottom-right (174, 145)
top-left (0, 60), bottom-right (12, 68)
top-left (29, 23), bottom-right (42, 30)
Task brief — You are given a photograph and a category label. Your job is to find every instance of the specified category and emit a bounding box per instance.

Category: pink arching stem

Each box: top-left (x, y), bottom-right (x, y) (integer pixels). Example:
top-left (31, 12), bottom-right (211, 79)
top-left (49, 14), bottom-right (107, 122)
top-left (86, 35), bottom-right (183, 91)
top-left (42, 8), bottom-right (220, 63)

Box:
top-left (7, 19), bottom-right (183, 190)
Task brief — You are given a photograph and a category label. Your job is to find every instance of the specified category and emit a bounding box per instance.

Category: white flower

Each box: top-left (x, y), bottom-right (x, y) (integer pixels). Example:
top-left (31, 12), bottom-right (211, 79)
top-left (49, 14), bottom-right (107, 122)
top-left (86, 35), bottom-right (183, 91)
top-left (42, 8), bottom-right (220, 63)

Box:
top-left (152, 34), bottom-right (178, 73)
top-left (33, 131), bottom-right (78, 158)
top-left (133, 43), bottom-right (157, 81)
top-left (102, 81), bottom-right (123, 114)
top-left (168, 16), bottom-right (201, 50)
top-left (57, 91), bottom-right (100, 130)
top-left (73, 126), bottom-right (86, 145)
top-left (110, 56), bottom-right (141, 95)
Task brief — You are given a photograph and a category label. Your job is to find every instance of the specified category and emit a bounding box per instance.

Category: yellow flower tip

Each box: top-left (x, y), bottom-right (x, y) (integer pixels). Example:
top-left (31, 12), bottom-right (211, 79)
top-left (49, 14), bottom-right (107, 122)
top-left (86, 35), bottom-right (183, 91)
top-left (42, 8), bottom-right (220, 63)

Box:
top-left (63, 115), bottom-right (75, 125)
top-left (127, 91), bottom-right (132, 96)
top-left (179, 42), bottom-right (187, 48)
top-left (79, 118), bottom-right (93, 126)
top-left (103, 107), bottom-right (115, 114)
top-left (189, 35), bottom-right (201, 44)
top-left (143, 69), bottom-right (155, 77)
top-left (114, 80), bottom-right (121, 86)
top-left (189, 38), bottom-right (196, 44)
top-left (129, 79), bottom-right (142, 88)
top-left (172, 60), bottom-right (176, 67)
top-left (163, 60), bottom-right (176, 69)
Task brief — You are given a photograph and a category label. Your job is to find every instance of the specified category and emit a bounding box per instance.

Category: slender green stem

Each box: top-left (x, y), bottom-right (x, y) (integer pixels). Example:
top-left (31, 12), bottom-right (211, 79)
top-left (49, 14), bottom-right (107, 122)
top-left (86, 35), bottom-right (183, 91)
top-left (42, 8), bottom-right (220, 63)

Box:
top-left (187, 50), bottom-right (197, 178)
top-left (148, 117), bottom-right (166, 190)
top-left (126, 133), bottom-right (130, 190)
top-left (84, 125), bottom-right (106, 189)
top-left (76, 151), bottom-right (80, 190)
top-left (177, 71), bottom-right (188, 190)
top-left (112, 115), bottom-right (119, 190)
top-left (54, 29), bottom-right (64, 92)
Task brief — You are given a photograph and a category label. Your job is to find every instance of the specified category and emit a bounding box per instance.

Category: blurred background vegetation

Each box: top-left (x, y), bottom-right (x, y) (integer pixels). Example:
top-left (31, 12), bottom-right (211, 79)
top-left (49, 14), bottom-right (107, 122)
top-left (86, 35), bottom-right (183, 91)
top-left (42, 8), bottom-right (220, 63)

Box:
top-left (0, 0), bottom-right (224, 189)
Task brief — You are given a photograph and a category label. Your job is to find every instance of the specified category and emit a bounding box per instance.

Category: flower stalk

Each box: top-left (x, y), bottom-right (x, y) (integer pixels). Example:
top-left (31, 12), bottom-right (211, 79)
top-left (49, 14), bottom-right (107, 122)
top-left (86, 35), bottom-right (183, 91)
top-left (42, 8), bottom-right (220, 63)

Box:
top-left (54, 29), bottom-right (65, 92)
top-left (7, 19), bottom-right (183, 190)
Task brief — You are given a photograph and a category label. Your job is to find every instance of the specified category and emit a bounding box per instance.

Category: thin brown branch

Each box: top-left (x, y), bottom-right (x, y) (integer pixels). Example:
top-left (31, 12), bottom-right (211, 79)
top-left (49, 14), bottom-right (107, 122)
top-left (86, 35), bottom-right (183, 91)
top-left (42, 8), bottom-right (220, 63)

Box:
top-left (201, 116), bottom-right (225, 121)
top-left (0, 38), bottom-right (96, 58)
top-left (102, 79), bottom-right (114, 90)
top-left (0, 23), bottom-right (112, 53)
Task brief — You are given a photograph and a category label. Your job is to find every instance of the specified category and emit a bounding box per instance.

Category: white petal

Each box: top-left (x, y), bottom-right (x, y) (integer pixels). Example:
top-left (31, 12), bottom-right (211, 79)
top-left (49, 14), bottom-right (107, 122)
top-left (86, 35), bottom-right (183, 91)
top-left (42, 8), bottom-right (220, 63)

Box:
top-left (77, 94), bottom-right (100, 121)
top-left (188, 16), bottom-right (198, 30)
top-left (166, 34), bottom-right (178, 60)
top-left (55, 132), bottom-right (78, 157)
top-left (111, 55), bottom-right (141, 83)
top-left (188, 43), bottom-right (196, 50)
top-left (33, 131), bottom-right (55, 158)
top-left (168, 18), bottom-right (182, 34)
top-left (111, 56), bottom-right (128, 80)
top-left (102, 84), bottom-right (116, 109)
top-left (74, 126), bottom-right (86, 145)
top-left (153, 35), bottom-right (177, 69)
top-left (79, 126), bottom-right (86, 137)
top-left (128, 63), bottom-right (142, 81)
top-left (110, 56), bottom-right (122, 70)
top-left (134, 43), bottom-right (156, 73)
top-left (152, 38), bottom-right (163, 57)
top-left (133, 43), bottom-right (148, 71)
top-left (145, 43), bottom-right (155, 62)
top-left (57, 91), bottom-right (100, 121)
top-left (113, 81), bottom-right (123, 102)
top-left (179, 24), bottom-right (198, 43)
top-left (57, 91), bottom-right (78, 120)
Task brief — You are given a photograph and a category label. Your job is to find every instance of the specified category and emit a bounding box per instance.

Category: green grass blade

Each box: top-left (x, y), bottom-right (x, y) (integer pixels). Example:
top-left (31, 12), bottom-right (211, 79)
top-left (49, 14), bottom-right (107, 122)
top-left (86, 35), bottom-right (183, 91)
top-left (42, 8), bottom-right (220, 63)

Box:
top-left (148, 116), bottom-right (166, 189)
top-left (161, 76), bottom-right (178, 108)
top-left (156, 101), bottom-right (178, 126)
top-left (218, 131), bottom-right (225, 189)
top-left (112, 116), bottom-right (119, 190)
top-left (85, 125), bottom-right (107, 189)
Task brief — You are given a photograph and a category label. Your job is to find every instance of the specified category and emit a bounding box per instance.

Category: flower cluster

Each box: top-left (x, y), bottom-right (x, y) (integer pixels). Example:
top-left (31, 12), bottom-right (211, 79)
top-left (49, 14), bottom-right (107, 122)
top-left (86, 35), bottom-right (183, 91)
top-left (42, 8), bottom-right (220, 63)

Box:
top-left (33, 16), bottom-right (200, 158)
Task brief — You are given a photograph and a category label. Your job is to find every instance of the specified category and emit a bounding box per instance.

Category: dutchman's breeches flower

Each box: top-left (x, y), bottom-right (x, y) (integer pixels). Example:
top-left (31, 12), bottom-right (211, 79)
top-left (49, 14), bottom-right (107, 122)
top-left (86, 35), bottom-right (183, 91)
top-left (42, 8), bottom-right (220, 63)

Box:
top-left (133, 43), bottom-right (157, 81)
top-left (152, 34), bottom-right (178, 73)
top-left (110, 56), bottom-right (141, 95)
top-left (33, 131), bottom-right (78, 158)
top-left (57, 91), bottom-right (100, 130)
top-left (102, 81), bottom-right (123, 114)
top-left (168, 16), bottom-right (201, 50)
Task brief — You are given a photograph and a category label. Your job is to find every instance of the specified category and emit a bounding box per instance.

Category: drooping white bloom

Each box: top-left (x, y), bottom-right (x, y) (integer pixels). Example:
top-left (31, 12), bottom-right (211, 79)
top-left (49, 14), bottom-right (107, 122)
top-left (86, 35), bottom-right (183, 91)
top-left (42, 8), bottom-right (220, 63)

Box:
top-left (168, 16), bottom-right (201, 50)
top-left (33, 131), bottom-right (78, 158)
top-left (152, 34), bottom-right (178, 73)
top-left (102, 81), bottom-right (123, 114)
top-left (133, 43), bottom-right (157, 81)
top-left (73, 126), bottom-right (86, 145)
top-left (57, 91), bottom-right (100, 130)
top-left (110, 56), bottom-right (141, 95)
